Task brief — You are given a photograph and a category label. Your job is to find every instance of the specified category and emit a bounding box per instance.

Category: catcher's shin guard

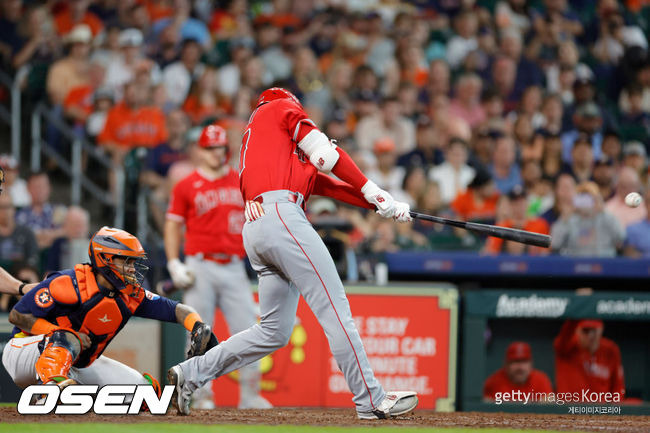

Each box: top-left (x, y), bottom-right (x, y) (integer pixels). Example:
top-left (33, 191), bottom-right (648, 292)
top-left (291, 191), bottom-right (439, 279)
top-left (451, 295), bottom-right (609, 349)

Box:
top-left (35, 330), bottom-right (82, 384)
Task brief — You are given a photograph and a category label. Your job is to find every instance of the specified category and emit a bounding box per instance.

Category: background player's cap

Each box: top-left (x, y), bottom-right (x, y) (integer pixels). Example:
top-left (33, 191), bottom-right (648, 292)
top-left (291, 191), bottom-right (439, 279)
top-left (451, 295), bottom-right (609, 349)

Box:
top-left (505, 342), bottom-right (532, 362)
top-left (578, 319), bottom-right (604, 330)
top-left (256, 87), bottom-right (301, 108)
top-left (198, 124), bottom-right (228, 148)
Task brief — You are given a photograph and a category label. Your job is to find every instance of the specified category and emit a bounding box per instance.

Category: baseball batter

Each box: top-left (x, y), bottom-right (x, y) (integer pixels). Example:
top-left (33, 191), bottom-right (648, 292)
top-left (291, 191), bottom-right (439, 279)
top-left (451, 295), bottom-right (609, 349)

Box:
top-left (165, 124), bottom-right (271, 409)
top-left (2, 227), bottom-right (215, 396)
top-left (168, 88), bottom-right (418, 419)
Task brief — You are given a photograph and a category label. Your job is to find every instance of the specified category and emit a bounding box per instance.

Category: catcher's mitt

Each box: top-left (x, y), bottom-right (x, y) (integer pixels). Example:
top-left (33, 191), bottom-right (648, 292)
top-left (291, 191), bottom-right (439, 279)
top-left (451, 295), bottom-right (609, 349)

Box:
top-left (187, 322), bottom-right (219, 358)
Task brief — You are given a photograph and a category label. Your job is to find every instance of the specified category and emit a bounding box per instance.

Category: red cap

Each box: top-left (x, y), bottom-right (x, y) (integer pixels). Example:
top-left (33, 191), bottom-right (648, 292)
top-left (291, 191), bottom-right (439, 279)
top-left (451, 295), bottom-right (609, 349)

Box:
top-left (578, 319), bottom-right (604, 330)
top-left (505, 342), bottom-right (532, 362)
top-left (198, 125), bottom-right (228, 148)
top-left (256, 87), bottom-right (301, 108)
top-left (373, 137), bottom-right (396, 154)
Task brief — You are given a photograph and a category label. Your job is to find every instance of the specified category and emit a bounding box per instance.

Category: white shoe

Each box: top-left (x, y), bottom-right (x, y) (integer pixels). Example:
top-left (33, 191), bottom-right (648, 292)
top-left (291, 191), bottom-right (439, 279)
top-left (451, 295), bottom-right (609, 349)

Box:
top-left (357, 391), bottom-right (418, 420)
top-left (238, 395), bottom-right (273, 409)
top-left (167, 365), bottom-right (192, 415)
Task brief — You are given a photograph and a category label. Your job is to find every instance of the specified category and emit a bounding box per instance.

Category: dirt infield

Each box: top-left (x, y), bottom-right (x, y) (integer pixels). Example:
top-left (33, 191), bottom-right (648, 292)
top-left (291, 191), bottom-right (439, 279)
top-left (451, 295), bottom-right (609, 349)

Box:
top-left (2, 407), bottom-right (650, 432)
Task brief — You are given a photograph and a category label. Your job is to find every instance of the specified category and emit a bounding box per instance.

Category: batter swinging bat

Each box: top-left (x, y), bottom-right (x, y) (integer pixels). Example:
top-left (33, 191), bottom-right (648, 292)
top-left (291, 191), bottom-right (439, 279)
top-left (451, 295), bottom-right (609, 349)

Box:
top-left (409, 211), bottom-right (552, 248)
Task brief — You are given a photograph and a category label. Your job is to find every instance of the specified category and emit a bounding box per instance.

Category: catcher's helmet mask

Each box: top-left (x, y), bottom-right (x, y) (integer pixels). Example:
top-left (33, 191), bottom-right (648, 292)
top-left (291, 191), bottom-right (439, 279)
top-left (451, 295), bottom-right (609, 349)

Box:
top-left (89, 228), bottom-right (149, 297)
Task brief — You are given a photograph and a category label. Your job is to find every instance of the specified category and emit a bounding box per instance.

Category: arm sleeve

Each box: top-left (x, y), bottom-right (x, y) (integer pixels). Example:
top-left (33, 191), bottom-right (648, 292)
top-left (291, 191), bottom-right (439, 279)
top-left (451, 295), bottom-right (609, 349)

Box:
top-left (134, 290), bottom-right (179, 322)
top-left (553, 320), bottom-right (579, 357)
top-left (330, 147), bottom-right (369, 191)
top-left (312, 173), bottom-right (373, 209)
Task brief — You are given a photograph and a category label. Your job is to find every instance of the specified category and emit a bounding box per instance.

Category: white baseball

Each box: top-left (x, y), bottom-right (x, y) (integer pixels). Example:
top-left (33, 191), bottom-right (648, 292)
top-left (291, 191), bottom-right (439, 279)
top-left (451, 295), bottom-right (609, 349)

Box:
top-left (625, 192), bottom-right (642, 208)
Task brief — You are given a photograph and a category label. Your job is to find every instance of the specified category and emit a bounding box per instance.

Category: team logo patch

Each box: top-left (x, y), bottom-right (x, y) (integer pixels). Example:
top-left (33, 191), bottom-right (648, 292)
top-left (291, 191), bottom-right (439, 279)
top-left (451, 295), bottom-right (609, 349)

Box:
top-left (34, 288), bottom-right (54, 308)
top-left (145, 290), bottom-right (159, 301)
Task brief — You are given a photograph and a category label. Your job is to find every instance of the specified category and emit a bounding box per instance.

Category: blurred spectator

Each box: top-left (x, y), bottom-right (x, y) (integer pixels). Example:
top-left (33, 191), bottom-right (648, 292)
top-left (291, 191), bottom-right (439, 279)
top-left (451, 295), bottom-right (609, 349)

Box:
top-left (394, 166), bottom-right (427, 208)
top-left (540, 93), bottom-right (564, 135)
top-left (601, 130), bottom-right (622, 164)
top-left (624, 188), bottom-right (650, 257)
top-left (104, 28), bottom-right (152, 100)
top-left (561, 102), bottom-right (603, 163)
top-left (63, 60), bottom-right (105, 129)
top-left (451, 167), bottom-right (500, 224)
top-left (16, 172), bottom-right (66, 250)
top-left (620, 141), bottom-right (647, 181)
top-left (46, 24), bottom-right (92, 107)
top-left (541, 173), bottom-right (576, 225)
top-left (257, 20), bottom-right (292, 84)
top-left (618, 83), bottom-right (650, 144)
top-left (449, 73), bottom-right (485, 128)
top-left (446, 10), bottom-right (479, 70)
top-left (365, 138), bottom-right (404, 197)
top-left (495, 0), bottom-right (531, 35)
top-left (426, 59), bottom-right (450, 101)
top-left (605, 166), bottom-right (647, 227)
top-left (521, 160), bottom-right (554, 216)
top-left (489, 135), bottom-right (521, 194)
top-left (54, 0), bottom-right (103, 38)
top-left (0, 0), bottom-right (23, 64)
top-left (86, 86), bottom-right (115, 138)
top-left (498, 29), bottom-right (544, 100)
top-left (429, 138), bottom-right (475, 205)
top-left (162, 38), bottom-right (206, 108)
top-left (561, 133), bottom-right (594, 183)
top-left (484, 186), bottom-right (550, 255)
top-left (397, 116), bottom-right (442, 169)
top-left (0, 193), bottom-right (38, 269)
top-left (44, 206), bottom-right (90, 273)
top-left (540, 130), bottom-right (564, 179)
top-left (554, 320), bottom-right (625, 401)
top-left (516, 116), bottom-right (542, 162)
top-left (551, 181), bottom-right (624, 257)
top-left (592, 156), bottom-right (616, 200)
top-left (356, 96), bottom-right (415, 154)
top-left (141, 109), bottom-right (190, 230)
top-left (182, 67), bottom-right (228, 125)
top-left (151, 0), bottom-right (210, 49)
top-left (0, 155), bottom-right (30, 209)
top-left (483, 342), bottom-right (553, 400)
top-left (491, 56), bottom-right (518, 112)
top-left (11, 4), bottom-right (60, 71)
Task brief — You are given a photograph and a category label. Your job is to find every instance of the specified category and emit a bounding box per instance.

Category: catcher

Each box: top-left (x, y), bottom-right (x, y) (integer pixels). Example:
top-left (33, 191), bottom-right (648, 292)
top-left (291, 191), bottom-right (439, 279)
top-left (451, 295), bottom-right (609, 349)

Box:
top-left (0, 165), bottom-right (38, 297)
top-left (2, 226), bottom-right (218, 393)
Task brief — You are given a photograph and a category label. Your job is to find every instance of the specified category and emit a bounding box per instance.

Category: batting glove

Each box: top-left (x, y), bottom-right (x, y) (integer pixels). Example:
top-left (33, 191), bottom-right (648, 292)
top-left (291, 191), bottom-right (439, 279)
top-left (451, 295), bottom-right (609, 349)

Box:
top-left (362, 180), bottom-right (396, 218)
top-left (167, 259), bottom-right (195, 290)
top-left (393, 201), bottom-right (413, 223)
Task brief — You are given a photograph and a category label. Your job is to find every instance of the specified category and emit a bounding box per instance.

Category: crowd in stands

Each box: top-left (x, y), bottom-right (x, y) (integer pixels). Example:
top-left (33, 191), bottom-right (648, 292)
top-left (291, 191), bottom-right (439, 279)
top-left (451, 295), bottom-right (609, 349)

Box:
top-left (3, 0), bottom-right (650, 283)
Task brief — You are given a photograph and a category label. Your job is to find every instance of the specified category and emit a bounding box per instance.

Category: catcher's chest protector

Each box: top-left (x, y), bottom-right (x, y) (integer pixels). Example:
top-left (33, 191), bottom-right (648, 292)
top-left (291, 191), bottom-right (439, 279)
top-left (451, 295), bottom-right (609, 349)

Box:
top-left (48, 264), bottom-right (146, 367)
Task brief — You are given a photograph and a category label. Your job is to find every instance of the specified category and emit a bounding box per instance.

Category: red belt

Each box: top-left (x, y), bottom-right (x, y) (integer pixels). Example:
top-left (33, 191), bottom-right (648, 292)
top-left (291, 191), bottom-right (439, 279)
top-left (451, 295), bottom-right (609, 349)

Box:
top-left (253, 193), bottom-right (300, 205)
top-left (202, 253), bottom-right (236, 264)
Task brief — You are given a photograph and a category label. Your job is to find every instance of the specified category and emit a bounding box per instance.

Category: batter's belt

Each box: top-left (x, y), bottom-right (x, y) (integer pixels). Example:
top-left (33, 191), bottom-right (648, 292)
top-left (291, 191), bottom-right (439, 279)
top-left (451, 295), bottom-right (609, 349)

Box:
top-left (253, 190), bottom-right (305, 208)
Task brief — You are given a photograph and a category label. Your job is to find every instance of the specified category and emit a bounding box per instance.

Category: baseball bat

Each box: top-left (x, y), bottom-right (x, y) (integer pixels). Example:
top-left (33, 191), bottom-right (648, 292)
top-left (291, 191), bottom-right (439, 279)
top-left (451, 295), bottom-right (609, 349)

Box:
top-left (409, 211), bottom-right (552, 248)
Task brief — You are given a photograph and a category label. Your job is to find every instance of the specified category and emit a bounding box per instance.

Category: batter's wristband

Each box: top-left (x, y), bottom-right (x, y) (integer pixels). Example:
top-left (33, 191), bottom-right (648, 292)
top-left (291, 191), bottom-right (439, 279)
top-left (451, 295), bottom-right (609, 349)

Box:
top-left (30, 319), bottom-right (59, 335)
top-left (183, 312), bottom-right (202, 332)
top-left (18, 282), bottom-right (26, 296)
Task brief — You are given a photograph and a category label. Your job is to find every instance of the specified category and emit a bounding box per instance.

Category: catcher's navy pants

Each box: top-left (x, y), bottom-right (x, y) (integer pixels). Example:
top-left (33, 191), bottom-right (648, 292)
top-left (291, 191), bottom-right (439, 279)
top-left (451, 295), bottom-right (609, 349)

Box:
top-left (178, 190), bottom-right (385, 413)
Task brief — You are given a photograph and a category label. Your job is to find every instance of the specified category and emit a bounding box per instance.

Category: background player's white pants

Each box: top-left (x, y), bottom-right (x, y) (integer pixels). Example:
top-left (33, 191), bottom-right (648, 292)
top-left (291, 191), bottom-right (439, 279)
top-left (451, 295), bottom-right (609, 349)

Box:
top-left (184, 255), bottom-right (263, 407)
top-left (178, 191), bottom-right (385, 413)
top-left (2, 335), bottom-right (148, 388)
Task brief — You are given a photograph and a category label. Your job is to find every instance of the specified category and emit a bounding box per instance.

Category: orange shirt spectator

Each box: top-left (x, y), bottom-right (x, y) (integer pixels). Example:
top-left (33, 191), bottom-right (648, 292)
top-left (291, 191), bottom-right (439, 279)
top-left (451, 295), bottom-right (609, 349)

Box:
top-left (554, 320), bottom-right (625, 400)
top-left (54, 7), bottom-right (104, 37)
top-left (485, 218), bottom-right (549, 254)
top-left (98, 102), bottom-right (168, 149)
top-left (143, 0), bottom-right (174, 22)
top-left (451, 168), bottom-right (500, 222)
top-left (63, 84), bottom-right (94, 118)
top-left (484, 342), bottom-right (553, 400)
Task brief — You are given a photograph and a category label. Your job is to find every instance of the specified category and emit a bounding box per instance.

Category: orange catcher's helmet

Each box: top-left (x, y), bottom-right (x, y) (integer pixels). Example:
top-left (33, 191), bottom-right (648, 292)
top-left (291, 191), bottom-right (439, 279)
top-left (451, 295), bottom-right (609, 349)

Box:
top-left (88, 227), bottom-right (148, 296)
top-left (256, 87), bottom-right (301, 108)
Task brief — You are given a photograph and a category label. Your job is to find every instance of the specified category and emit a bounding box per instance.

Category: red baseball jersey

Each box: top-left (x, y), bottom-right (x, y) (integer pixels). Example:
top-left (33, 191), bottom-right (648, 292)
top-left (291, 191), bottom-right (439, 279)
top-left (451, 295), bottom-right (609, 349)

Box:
top-left (239, 98), bottom-right (319, 201)
top-left (554, 320), bottom-right (625, 399)
top-left (167, 168), bottom-right (246, 257)
top-left (483, 368), bottom-right (554, 399)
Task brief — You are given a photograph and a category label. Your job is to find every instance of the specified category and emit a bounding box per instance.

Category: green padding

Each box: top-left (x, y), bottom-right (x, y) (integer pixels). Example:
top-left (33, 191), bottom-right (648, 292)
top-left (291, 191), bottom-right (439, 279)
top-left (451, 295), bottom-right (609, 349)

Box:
top-left (464, 290), bottom-right (650, 320)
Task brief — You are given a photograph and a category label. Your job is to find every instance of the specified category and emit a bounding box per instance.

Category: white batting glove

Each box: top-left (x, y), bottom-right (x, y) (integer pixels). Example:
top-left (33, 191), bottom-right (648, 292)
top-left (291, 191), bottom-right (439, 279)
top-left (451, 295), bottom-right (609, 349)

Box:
top-left (167, 258), bottom-right (195, 290)
top-left (393, 201), bottom-right (412, 223)
top-left (361, 180), bottom-right (396, 218)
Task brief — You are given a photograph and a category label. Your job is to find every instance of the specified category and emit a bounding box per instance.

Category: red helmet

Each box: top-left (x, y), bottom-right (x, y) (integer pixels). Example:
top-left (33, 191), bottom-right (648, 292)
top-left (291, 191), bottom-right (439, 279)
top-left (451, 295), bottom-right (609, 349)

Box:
top-left (256, 87), bottom-right (301, 108)
top-left (198, 124), bottom-right (228, 148)
top-left (88, 227), bottom-right (148, 297)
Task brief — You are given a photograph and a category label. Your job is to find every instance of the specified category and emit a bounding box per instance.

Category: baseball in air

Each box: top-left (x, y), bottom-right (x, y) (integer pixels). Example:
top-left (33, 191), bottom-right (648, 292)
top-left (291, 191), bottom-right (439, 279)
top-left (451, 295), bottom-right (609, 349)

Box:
top-left (625, 192), bottom-right (642, 208)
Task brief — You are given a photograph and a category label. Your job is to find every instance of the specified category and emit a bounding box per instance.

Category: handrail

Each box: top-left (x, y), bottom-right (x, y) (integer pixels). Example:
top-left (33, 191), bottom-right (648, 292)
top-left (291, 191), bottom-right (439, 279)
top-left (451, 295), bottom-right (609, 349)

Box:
top-left (30, 102), bottom-right (125, 227)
